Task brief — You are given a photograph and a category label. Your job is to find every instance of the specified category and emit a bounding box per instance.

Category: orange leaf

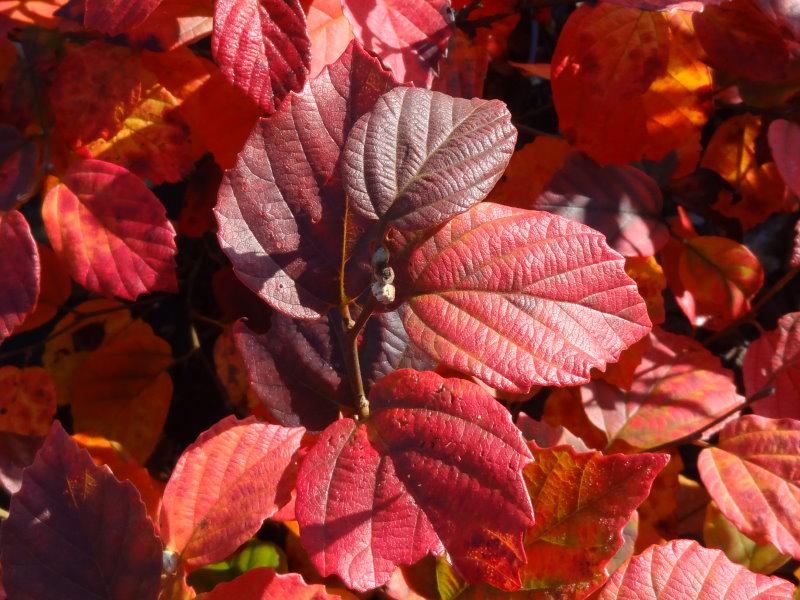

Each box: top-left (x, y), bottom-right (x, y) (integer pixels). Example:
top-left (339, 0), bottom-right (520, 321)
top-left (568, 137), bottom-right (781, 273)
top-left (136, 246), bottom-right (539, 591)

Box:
top-left (701, 113), bottom-right (794, 229)
top-left (0, 0), bottom-right (68, 28)
top-left (42, 299), bottom-right (135, 406)
top-left (49, 41), bottom-right (202, 184)
top-left (624, 255), bottom-right (666, 325)
top-left (486, 136), bottom-right (573, 209)
top-left (518, 444), bottom-right (668, 596)
top-left (142, 46), bottom-right (261, 169)
top-left (663, 234), bottom-right (764, 330)
top-left (69, 319), bottom-right (173, 463)
top-left (553, 7), bottom-right (712, 175)
top-left (0, 366), bottom-right (55, 436)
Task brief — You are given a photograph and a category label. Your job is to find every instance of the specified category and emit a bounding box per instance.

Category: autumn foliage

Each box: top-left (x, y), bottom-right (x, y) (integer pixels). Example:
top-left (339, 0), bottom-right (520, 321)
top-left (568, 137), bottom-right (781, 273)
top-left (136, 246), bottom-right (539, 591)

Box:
top-left (1, 0), bottom-right (800, 598)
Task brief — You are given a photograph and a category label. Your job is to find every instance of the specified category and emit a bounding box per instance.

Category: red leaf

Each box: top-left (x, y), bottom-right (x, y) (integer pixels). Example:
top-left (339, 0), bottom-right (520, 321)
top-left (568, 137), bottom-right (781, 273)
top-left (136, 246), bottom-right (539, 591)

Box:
top-left (768, 119), bottom-right (800, 198)
top-left (342, 0), bottom-right (452, 86)
top-left (200, 568), bottom-right (341, 599)
top-left (519, 445), bottom-right (668, 595)
top-left (215, 42), bottom-right (397, 319)
top-left (0, 422), bottom-right (162, 600)
top-left (160, 416), bottom-right (306, 569)
top-left (57, 0), bottom-right (164, 34)
top-left (698, 414), bottom-right (800, 559)
top-left (597, 539), bottom-right (794, 599)
top-left (582, 328), bottom-right (742, 450)
top-left (398, 202), bottom-right (651, 392)
top-left (0, 210), bottom-right (39, 343)
top-left (295, 369), bottom-right (534, 591)
top-left (42, 159), bottom-right (177, 300)
top-left (552, 7), bottom-right (712, 173)
top-left (0, 124), bottom-right (39, 211)
top-left (663, 234), bottom-right (764, 330)
top-left (212, 0), bottom-right (310, 112)
top-left (234, 316), bottom-right (344, 430)
top-left (342, 87), bottom-right (516, 230)
top-left (743, 311), bottom-right (800, 419)
top-left (693, 0), bottom-right (794, 82)
top-left (534, 153), bottom-right (669, 257)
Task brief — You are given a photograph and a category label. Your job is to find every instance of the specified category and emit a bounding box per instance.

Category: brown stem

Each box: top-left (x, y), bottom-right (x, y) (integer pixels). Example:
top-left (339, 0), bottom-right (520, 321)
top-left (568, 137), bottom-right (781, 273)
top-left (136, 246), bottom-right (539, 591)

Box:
top-left (343, 297), bottom-right (376, 420)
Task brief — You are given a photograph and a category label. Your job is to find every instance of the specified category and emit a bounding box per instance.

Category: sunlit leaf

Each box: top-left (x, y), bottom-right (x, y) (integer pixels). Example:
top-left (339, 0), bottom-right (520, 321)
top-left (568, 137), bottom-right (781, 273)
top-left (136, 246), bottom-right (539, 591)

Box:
top-left (73, 433), bottom-right (164, 523)
top-left (160, 416), bottom-right (306, 569)
top-left (124, 0), bottom-right (213, 51)
top-left (49, 42), bottom-right (201, 183)
top-left (343, 87), bottom-right (515, 230)
top-left (663, 233), bottom-right (764, 330)
top-left (582, 328), bottom-right (743, 450)
top-left (624, 255), bottom-right (666, 326)
top-left (596, 539), bottom-right (795, 599)
top-left (698, 414), bottom-right (800, 559)
top-left (701, 113), bottom-right (793, 228)
top-left (518, 445), bottom-right (668, 595)
top-left (215, 42), bottom-right (397, 319)
top-left (743, 311), bottom-right (800, 419)
top-left (143, 46), bottom-right (261, 170)
top-left (342, 0), bottom-right (452, 86)
top-left (553, 7), bottom-right (712, 175)
top-left (398, 202), bottom-right (651, 392)
top-left (212, 0), bottom-right (310, 112)
top-left (42, 159), bottom-right (178, 300)
top-left (306, 0), bottom-right (354, 78)
top-left (0, 422), bottom-right (162, 600)
top-left (295, 369), bottom-right (534, 592)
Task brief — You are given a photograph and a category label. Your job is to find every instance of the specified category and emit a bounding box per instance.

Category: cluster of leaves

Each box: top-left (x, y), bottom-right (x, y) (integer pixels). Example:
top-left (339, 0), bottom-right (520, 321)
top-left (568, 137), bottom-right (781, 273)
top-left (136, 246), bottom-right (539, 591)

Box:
top-left (0, 0), bottom-right (799, 598)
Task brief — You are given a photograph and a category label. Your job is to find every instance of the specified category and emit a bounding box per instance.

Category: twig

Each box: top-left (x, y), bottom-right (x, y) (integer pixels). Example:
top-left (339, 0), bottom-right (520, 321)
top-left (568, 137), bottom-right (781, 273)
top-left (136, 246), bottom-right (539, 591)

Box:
top-left (344, 297), bottom-right (376, 421)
